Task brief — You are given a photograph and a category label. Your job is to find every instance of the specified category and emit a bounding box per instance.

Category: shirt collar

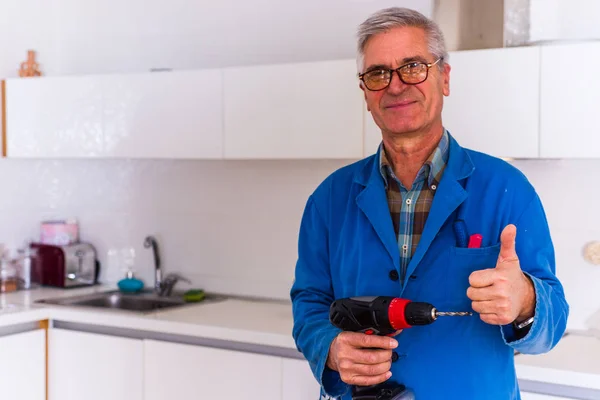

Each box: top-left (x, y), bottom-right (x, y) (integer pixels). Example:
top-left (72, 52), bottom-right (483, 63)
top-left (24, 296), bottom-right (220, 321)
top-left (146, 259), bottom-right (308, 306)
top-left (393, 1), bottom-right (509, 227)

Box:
top-left (379, 129), bottom-right (450, 189)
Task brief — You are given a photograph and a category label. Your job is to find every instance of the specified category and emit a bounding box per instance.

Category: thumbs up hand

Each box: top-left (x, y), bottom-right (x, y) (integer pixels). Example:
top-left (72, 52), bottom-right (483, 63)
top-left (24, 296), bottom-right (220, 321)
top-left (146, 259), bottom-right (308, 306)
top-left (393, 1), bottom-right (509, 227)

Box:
top-left (466, 224), bottom-right (536, 326)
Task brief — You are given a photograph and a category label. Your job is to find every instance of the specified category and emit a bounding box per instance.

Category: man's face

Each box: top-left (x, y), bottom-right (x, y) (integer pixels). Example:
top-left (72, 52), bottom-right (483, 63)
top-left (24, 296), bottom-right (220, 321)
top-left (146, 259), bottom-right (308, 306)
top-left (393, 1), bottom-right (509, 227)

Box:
top-left (360, 26), bottom-right (450, 137)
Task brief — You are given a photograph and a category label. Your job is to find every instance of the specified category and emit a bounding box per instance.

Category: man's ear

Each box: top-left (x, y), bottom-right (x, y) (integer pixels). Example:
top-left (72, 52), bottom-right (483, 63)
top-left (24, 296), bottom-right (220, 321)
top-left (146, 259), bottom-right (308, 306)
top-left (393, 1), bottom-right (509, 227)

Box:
top-left (442, 63), bottom-right (451, 97)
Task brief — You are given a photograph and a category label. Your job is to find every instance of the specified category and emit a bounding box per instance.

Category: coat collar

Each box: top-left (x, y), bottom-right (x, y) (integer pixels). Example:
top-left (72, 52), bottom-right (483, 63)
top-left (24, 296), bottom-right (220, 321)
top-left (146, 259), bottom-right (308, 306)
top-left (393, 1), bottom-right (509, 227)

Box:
top-left (354, 131), bottom-right (474, 188)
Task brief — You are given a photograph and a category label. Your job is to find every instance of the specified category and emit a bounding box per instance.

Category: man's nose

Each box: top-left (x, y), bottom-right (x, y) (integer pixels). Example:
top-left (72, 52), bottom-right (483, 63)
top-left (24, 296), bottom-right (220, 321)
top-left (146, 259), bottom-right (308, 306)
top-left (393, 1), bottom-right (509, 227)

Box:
top-left (387, 70), bottom-right (407, 94)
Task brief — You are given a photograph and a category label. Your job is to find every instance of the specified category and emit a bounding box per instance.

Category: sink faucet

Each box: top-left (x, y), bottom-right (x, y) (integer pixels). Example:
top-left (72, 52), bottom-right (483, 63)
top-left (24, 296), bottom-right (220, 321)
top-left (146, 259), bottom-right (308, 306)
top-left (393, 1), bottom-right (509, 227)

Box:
top-left (159, 273), bottom-right (191, 297)
top-left (143, 235), bottom-right (191, 297)
top-left (143, 235), bottom-right (162, 294)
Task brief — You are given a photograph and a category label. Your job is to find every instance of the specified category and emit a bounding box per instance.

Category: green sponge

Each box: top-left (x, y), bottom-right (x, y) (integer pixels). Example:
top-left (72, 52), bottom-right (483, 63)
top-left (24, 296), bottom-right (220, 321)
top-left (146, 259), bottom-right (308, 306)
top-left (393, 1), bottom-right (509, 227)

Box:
top-left (183, 289), bottom-right (206, 303)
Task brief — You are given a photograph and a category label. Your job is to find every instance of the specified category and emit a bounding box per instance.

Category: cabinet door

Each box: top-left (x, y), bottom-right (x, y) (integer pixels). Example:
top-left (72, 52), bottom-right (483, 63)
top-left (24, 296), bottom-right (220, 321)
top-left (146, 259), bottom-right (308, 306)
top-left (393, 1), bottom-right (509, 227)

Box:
top-left (49, 329), bottom-right (143, 400)
top-left (539, 42), bottom-right (600, 158)
top-left (5, 76), bottom-right (104, 157)
top-left (520, 393), bottom-right (573, 399)
top-left (442, 46), bottom-right (540, 159)
top-left (0, 329), bottom-right (45, 400)
top-left (282, 358), bottom-right (321, 400)
top-left (103, 69), bottom-right (223, 158)
top-left (223, 59), bottom-right (363, 159)
top-left (144, 339), bottom-right (282, 400)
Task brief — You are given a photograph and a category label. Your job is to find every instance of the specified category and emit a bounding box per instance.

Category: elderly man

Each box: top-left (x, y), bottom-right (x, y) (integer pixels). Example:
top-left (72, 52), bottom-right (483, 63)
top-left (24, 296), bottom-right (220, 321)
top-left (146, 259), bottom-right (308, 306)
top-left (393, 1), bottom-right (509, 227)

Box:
top-left (290, 6), bottom-right (568, 400)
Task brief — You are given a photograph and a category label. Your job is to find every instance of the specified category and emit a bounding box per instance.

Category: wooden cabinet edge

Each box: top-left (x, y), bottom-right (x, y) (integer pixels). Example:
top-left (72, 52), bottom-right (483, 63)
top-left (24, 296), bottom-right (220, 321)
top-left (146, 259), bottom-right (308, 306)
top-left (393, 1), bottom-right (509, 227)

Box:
top-left (38, 320), bottom-right (49, 400)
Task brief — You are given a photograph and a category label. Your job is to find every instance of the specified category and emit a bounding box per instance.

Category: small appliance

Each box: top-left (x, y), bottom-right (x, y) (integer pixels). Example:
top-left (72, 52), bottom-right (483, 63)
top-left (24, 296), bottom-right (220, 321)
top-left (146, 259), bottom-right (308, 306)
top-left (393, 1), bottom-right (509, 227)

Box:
top-left (31, 243), bottom-right (99, 288)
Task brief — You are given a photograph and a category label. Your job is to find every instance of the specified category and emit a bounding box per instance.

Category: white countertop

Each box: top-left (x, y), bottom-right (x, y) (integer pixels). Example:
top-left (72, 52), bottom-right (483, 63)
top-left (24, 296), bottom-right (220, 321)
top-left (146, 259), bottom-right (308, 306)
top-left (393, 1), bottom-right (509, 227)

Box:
top-left (0, 285), bottom-right (298, 349)
top-left (1, 286), bottom-right (600, 391)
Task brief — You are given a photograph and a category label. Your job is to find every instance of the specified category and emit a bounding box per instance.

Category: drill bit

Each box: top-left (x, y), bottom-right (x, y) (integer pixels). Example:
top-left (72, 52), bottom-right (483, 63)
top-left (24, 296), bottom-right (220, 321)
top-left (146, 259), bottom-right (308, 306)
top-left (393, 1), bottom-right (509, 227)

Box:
top-left (436, 311), bottom-right (472, 317)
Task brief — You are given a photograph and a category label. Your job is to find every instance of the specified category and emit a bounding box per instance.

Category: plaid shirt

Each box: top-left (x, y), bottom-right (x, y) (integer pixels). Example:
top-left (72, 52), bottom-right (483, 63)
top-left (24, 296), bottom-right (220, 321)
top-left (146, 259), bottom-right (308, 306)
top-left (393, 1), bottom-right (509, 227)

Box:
top-left (379, 129), bottom-right (449, 284)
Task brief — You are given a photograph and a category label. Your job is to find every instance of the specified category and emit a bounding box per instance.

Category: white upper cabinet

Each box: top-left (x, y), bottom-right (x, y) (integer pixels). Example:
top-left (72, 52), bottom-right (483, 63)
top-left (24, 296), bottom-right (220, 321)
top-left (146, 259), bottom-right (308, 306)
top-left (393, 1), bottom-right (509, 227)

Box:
top-left (539, 42), bottom-right (600, 158)
top-left (223, 59), bottom-right (364, 159)
top-left (442, 46), bottom-right (540, 159)
top-left (5, 70), bottom-right (223, 159)
top-left (103, 70), bottom-right (223, 158)
top-left (6, 75), bottom-right (104, 158)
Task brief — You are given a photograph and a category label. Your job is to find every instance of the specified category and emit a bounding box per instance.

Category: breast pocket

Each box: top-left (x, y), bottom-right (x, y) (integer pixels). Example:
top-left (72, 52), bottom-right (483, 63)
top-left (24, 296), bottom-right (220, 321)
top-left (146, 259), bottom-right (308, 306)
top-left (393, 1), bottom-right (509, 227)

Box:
top-left (443, 244), bottom-right (501, 310)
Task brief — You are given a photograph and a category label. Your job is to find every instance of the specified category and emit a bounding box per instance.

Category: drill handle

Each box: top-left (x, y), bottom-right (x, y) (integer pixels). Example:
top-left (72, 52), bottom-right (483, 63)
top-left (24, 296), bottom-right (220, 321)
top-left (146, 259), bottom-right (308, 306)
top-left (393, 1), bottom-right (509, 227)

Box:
top-left (329, 296), bottom-right (400, 336)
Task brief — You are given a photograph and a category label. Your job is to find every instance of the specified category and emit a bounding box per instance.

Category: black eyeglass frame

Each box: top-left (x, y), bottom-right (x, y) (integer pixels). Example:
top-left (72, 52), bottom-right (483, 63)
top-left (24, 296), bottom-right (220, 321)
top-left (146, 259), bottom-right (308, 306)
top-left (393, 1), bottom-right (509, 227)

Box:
top-left (358, 57), bottom-right (444, 91)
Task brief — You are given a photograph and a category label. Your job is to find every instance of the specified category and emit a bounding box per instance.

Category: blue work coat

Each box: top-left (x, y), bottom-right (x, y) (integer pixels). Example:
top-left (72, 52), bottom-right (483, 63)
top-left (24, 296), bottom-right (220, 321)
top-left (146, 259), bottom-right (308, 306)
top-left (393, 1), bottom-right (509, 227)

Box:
top-left (290, 132), bottom-right (569, 400)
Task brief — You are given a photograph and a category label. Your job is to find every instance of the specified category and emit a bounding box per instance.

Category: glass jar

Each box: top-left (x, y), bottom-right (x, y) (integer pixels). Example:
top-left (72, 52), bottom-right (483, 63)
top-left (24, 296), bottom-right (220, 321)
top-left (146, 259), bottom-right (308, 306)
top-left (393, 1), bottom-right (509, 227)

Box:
top-left (0, 258), bottom-right (18, 293)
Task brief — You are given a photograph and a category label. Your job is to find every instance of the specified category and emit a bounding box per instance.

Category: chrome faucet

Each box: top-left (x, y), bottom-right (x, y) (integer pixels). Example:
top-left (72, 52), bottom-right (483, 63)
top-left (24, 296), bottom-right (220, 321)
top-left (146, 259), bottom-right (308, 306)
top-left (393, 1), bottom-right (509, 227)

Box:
top-left (143, 235), bottom-right (191, 297)
top-left (143, 235), bottom-right (162, 294)
top-left (158, 273), bottom-right (191, 297)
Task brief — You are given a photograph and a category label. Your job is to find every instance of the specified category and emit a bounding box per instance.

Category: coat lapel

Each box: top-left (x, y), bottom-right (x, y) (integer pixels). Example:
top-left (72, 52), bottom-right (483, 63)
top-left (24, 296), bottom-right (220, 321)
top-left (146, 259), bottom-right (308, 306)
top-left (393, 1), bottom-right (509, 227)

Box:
top-left (354, 150), bottom-right (400, 270)
top-left (402, 134), bottom-right (475, 290)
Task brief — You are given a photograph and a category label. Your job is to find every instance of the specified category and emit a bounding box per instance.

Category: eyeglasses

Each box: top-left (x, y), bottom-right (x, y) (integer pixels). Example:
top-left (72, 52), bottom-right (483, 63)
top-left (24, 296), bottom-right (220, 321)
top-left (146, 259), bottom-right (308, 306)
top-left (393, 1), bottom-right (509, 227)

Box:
top-left (358, 58), bottom-right (443, 91)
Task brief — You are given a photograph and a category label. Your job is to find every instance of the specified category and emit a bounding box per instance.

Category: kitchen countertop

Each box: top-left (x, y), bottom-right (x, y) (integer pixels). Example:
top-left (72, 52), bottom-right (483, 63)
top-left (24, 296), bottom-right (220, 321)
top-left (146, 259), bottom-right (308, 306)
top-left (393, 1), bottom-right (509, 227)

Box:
top-left (1, 286), bottom-right (600, 393)
top-left (0, 285), bottom-right (297, 350)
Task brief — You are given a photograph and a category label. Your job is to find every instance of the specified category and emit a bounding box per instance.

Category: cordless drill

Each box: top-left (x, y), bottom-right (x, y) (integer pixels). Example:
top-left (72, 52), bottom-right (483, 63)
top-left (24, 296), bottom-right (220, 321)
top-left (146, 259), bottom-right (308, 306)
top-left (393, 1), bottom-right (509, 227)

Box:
top-left (329, 296), bottom-right (472, 400)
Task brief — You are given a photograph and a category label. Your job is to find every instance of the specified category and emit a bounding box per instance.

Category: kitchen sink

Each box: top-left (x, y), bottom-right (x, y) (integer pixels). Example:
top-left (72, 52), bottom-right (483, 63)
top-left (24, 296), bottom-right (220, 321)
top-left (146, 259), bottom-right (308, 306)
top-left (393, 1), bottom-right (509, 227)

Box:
top-left (35, 290), bottom-right (227, 313)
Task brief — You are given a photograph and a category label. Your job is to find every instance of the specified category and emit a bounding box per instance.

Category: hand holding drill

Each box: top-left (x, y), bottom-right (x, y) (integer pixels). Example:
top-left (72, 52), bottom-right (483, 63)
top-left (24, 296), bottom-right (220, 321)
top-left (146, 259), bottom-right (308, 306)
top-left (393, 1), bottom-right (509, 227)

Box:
top-left (326, 330), bottom-right (399, 387)
top-left (327, 296), bottom-right (471, 399)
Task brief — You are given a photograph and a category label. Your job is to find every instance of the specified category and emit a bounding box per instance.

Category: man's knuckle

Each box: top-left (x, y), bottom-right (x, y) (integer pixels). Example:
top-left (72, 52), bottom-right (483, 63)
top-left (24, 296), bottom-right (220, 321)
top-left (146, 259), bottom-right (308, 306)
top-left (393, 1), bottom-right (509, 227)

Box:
top-left (368, 353), bottom-right (378, 364)
top-left (360, 335), bottom-right (371, 346)
top-left (338, 359), bottom-right (351, 370)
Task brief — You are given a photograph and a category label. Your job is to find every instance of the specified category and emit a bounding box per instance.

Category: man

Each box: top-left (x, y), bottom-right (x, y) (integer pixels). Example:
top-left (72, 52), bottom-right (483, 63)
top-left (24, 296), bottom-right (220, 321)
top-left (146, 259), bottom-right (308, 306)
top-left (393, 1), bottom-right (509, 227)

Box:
top-left (290, 7), bottom-right (568, 400)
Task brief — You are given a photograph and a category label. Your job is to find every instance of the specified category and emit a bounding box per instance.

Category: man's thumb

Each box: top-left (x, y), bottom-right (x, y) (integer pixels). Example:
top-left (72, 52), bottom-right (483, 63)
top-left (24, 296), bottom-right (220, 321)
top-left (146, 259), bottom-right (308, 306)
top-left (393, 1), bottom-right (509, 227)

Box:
top-left (498, 224), bottom-right (518, 265)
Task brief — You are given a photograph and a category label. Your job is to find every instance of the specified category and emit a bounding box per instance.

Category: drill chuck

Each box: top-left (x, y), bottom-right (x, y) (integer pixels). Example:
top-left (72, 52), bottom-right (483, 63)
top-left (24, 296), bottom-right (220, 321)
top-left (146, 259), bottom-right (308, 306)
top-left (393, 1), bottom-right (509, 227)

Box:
top-left (402, 301), bottom-right (437, 326)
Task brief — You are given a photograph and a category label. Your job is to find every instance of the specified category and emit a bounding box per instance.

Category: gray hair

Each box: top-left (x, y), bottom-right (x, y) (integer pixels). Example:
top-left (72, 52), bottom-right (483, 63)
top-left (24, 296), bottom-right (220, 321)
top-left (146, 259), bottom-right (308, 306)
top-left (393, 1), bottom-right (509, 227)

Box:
top-left (356, 7), bottom-right (448, 74)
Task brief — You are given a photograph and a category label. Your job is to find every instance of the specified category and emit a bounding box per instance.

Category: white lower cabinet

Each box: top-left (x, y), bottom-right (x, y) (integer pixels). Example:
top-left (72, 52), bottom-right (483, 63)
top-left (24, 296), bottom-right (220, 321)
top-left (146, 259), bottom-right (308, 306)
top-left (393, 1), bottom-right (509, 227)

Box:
top-left (0, 329), bottom-right (46, 400)
top-left (282, 358), bottom-right (321, 400)
top-left (49, 329), bottom-right (143, 400)
top-left (144, 339), bottom-right (282, 400)
top-left (520, 393), bottom-right (572, 399)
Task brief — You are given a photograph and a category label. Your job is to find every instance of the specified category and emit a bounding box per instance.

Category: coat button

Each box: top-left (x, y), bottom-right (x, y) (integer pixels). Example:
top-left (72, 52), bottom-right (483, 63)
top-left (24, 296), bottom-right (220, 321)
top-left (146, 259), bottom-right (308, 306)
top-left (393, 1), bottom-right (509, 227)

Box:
top-left (389, 270), bottom-right (399, 281)
top-left (409, 274), bottom-right (417, 280)
top-left (391, 352), bottom-right (399, 362)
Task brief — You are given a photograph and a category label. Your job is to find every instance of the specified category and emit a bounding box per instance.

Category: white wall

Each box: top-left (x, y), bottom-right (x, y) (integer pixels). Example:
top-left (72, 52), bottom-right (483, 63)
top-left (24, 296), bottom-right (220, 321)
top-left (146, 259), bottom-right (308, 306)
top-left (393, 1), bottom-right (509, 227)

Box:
top-left (511, 159), bottom-right (600, 331)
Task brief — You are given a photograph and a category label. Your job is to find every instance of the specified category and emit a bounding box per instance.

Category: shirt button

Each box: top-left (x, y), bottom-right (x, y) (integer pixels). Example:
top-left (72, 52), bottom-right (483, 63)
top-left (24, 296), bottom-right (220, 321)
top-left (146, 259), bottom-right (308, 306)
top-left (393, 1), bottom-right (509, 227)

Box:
top-left (391, 352), bottom-right (399, 362)
top-left (431, 184), bottom-right (437, 190)
top-left (406, 198), bottom-right (412, 205)
top-left (389, 270), bottom-right (399, 281)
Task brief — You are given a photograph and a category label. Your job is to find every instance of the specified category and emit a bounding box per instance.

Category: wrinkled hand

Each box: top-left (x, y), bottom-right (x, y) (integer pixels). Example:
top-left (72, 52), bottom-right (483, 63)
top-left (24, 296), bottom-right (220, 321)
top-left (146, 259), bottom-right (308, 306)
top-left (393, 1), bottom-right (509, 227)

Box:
top-left (326, 331), bottom-right (399, 386)
top-left (467, 224), bottom-right (535, 325)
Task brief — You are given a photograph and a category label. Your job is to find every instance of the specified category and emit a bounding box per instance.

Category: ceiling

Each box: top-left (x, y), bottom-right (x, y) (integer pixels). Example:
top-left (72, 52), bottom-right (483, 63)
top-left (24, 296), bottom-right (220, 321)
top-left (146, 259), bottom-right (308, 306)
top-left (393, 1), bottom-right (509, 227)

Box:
top-left (0, 0), bottom-right (434, 75)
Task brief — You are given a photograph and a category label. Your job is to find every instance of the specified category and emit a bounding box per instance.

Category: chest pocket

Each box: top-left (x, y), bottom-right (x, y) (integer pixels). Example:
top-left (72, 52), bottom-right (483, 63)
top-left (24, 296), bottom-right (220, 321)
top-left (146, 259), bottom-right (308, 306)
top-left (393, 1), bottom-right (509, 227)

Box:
top-left (443, 244), bottom-right (501, 310)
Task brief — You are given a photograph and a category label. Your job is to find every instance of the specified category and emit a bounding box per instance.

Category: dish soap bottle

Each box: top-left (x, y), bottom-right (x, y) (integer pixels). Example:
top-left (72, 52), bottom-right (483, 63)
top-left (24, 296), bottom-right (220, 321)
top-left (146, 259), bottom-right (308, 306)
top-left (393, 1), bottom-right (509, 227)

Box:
top-left (117, 269), bottom-right (144, 293)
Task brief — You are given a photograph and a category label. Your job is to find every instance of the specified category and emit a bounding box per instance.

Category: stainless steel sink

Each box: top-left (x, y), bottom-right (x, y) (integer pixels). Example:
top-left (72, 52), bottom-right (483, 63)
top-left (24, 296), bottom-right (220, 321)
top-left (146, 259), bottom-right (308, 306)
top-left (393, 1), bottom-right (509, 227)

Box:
top-left (35, 290), bottom-right (227, 313)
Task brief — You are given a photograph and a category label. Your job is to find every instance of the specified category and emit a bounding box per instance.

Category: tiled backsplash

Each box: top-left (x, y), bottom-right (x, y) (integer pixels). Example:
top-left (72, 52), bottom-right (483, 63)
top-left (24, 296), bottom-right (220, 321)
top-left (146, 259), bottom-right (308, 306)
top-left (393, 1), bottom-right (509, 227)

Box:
top-left (0, 157), bottom-right (349, 300)
top-left (0, 156), bottom-right (596, 330)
